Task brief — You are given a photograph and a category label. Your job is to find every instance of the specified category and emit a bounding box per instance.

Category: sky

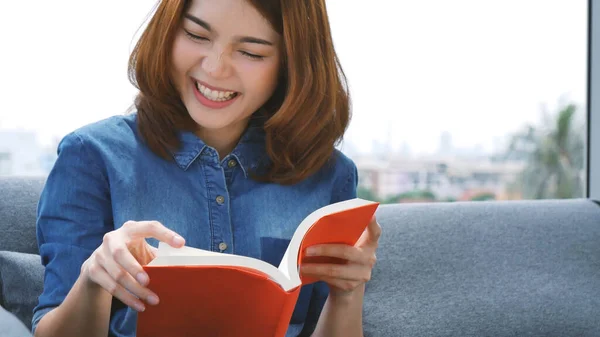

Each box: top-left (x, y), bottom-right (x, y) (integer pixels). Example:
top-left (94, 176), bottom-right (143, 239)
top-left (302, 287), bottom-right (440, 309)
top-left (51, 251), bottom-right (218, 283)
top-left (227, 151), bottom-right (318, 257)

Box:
top-left (0, 0), bottom-right (588, 156)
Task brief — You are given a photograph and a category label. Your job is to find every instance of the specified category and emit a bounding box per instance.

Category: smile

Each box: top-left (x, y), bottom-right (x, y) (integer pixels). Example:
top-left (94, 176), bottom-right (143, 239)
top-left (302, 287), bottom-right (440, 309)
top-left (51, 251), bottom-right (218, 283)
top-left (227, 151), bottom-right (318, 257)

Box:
top-left (192, 78), bottom-right (240, 109)
top-left (196, 82), bottom-right (238, 102)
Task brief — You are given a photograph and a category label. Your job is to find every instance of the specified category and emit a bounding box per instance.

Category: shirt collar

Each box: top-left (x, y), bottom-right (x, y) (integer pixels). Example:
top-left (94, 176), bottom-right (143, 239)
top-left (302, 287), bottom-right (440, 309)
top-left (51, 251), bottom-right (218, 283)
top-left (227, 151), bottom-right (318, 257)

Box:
top-left (170, 118), bottom-right (269, 177)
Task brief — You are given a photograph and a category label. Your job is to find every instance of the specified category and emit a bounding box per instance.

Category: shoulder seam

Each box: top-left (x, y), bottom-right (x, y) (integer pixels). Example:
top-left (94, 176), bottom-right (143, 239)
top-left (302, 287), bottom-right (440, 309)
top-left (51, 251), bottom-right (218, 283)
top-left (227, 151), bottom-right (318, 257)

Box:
top-left (69, 131), bottom-right (110, 187)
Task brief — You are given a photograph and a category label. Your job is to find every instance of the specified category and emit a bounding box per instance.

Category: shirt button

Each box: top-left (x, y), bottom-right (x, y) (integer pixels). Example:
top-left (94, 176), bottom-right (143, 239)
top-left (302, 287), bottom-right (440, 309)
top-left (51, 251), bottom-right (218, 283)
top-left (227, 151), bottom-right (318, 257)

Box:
top-left (216, 195), bottom-right (225, 204)
top-left (227, 159), bottom-right (237, 168)
top-left (219, 242), bottom-right (228, 251)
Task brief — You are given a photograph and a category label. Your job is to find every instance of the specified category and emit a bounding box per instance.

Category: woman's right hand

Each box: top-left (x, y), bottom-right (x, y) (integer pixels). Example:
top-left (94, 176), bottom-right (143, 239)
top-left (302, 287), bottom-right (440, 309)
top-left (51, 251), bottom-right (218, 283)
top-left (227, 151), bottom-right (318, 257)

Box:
top-left (80, 220), bottom-right (185, 312)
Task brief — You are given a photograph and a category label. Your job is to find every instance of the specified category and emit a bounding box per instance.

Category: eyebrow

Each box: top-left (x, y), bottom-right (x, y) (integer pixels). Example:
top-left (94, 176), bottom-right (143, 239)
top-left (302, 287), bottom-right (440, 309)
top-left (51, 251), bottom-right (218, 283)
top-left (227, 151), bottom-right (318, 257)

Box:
top-left (184, 13), bottom-right (274, 46)
top-left (237, 36), bottom-right (273, 46)
top-left (184, 13), bottom-right (212, 31)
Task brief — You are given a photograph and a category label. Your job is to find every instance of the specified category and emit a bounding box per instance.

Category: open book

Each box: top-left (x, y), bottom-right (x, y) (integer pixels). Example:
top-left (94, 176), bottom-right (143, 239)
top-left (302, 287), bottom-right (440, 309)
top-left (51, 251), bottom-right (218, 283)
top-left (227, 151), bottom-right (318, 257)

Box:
top-left (136, 198), bottom-right (379, 337)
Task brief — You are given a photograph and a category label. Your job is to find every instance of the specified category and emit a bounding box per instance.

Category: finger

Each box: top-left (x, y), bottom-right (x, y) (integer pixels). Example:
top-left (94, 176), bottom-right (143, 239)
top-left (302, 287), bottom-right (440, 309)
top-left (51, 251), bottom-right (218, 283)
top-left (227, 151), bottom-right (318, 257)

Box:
top-left (306, 244), bottom-right (370, 264)
top-left (149, 245), bottom-right (159, 257)
top-left (123, 221), bottom-right (185, 247)
top-left (366, 216), bottom-right (382, 243)
top-left (101, 249), bottom-right (160, 306)
top-left (87, 261), bottom-right (147, 312)
top-left (101, 244), bottom-right (159, 304)
top-left (102, 231), bottom-right (153, 286)
top-left (300, 263), bottom-right (371, 282)
top-left (356, 216), bottom-right (381, 247)
top-left (109, 242), bottom-right (152, 287)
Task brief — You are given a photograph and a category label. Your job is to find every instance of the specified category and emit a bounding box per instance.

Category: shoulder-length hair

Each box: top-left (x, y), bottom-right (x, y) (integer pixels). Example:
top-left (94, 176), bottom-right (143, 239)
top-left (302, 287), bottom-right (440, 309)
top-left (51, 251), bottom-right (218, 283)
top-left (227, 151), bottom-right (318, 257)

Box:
top-left (129, 0), bottom-right (351, 185)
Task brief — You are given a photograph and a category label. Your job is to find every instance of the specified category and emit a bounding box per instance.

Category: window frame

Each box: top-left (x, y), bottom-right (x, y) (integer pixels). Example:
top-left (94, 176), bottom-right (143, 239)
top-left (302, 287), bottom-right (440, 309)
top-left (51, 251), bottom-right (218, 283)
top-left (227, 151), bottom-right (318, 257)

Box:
top-left (588, 0), bottom-right (599, 200)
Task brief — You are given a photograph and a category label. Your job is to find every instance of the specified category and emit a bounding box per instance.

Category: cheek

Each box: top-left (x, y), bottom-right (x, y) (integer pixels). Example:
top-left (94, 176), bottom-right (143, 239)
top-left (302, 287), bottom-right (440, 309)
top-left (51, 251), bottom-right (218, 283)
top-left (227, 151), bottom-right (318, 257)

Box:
top-left (171, 38), bottom-right (200, 81)
top-left (242, 61), bottom-right (280, 97)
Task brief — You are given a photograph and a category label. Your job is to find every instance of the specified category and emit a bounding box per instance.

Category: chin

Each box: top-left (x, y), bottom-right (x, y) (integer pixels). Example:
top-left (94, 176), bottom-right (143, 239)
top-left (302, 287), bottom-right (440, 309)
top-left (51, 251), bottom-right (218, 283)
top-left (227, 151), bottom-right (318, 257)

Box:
top-left (182, 87), bottom-right (256, 134)
top-left (185, 105), bottom-right (242, 131)
top-left (189, 112), bottom-right (231, 129)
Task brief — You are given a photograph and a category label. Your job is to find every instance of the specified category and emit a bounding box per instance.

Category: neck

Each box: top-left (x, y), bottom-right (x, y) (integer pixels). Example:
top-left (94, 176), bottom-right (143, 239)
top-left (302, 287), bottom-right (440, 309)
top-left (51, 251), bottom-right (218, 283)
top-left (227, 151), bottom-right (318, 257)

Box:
top-left (195, 120), bottom-right (249, 160)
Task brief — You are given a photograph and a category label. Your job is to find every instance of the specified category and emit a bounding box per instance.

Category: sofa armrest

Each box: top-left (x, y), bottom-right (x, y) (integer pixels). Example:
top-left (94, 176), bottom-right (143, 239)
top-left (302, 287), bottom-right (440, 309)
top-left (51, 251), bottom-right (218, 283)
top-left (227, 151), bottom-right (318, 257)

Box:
top-left (0, 177), bottom-right (45, 254)
top-left (0, 251), bottom-right (44, 330)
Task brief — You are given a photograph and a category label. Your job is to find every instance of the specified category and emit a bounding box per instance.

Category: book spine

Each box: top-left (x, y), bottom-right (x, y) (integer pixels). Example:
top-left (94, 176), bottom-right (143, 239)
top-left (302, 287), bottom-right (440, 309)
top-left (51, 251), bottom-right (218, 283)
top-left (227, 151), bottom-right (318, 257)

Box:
top-left (275, 288), bottom-right (302, 337)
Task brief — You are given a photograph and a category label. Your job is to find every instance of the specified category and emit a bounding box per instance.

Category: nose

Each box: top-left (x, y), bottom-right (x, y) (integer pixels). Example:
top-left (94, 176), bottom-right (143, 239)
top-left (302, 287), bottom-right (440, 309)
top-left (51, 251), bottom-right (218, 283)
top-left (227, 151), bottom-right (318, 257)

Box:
top-left (202, 49), bottom-right (231, 79)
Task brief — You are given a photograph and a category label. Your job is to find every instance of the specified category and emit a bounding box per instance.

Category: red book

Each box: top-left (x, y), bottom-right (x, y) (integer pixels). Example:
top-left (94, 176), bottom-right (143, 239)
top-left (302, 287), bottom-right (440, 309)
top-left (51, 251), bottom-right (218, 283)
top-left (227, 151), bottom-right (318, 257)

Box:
top-left (136, 198), bottom-right (379, 337)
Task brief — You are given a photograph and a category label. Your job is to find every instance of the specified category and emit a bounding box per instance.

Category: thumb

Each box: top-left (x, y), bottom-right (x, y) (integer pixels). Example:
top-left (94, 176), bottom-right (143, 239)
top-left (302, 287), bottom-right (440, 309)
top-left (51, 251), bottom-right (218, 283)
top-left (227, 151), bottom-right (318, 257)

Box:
top-left (356, 216), bottom-right (381, 247)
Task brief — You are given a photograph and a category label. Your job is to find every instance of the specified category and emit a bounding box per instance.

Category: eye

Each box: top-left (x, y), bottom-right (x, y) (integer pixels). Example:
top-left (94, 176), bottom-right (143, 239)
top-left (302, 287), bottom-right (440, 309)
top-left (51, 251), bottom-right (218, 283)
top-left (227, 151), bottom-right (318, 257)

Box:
top-left (240, 51), bottom-right (265, 60)
top-left (184, 30), bottom-right (209, 42)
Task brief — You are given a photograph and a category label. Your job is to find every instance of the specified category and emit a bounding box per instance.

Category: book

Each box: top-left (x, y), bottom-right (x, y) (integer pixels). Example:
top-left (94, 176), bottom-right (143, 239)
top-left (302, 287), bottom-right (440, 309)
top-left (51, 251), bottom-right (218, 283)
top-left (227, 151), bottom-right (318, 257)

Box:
top-left (136, 198), bottom-right (379, 337)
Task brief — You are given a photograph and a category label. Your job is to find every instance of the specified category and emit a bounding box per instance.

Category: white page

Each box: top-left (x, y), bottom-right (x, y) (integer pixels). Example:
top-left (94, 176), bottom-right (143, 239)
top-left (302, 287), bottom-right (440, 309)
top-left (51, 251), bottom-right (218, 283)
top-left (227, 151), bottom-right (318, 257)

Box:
top-left (278, 198), bottom-right (375, 286)
top-left (149, 242), bottom-right (298, 291)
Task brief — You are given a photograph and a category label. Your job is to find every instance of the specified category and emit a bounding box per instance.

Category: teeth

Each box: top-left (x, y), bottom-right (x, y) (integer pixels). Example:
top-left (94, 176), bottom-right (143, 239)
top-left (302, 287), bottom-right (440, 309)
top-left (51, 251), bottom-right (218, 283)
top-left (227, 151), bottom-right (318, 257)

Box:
top-left (196, 82), bottom-right (236, 102)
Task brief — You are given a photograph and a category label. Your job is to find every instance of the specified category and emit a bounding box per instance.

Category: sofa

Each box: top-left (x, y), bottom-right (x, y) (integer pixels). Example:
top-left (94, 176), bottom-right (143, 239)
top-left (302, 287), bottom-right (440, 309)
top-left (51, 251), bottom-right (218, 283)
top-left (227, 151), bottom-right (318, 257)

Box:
top-left (1, 176), bottom-right (600, 336)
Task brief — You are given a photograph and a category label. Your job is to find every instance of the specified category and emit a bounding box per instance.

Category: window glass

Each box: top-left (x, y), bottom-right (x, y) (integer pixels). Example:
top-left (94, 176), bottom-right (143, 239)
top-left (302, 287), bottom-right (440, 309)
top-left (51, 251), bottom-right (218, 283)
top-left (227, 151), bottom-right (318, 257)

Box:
top-left (0, 1), bottom-right (588, 202)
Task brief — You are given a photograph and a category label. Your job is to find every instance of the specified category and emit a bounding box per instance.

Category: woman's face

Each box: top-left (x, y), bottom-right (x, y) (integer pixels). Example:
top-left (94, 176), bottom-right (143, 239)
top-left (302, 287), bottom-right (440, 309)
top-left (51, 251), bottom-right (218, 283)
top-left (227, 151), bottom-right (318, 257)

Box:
top-left (171, 0), bottom-right (281, 138)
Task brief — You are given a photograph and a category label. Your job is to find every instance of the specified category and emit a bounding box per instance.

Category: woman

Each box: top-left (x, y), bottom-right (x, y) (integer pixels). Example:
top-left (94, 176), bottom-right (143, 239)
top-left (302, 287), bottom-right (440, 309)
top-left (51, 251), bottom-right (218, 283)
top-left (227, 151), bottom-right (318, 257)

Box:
top-left (32, 0), bottom-right (381, 336)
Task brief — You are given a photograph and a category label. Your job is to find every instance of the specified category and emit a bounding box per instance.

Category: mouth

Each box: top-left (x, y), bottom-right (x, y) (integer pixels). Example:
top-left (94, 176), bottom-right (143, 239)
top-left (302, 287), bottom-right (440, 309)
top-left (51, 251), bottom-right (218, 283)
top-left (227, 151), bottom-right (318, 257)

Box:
top-left (194, 79), bottom-right (239, 102)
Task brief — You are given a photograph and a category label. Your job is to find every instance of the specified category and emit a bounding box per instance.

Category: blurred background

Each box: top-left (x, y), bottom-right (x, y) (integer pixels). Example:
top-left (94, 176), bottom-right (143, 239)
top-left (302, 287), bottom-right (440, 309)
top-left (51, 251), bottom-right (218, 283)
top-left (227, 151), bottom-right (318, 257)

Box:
top-left (0, 0), bottom-right (589, 204)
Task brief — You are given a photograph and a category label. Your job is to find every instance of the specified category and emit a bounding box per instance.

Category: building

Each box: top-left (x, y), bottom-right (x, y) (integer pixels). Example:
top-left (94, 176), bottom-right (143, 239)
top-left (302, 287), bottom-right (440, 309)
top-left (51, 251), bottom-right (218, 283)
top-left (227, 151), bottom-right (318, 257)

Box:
top-left (354, 154), bottom-right (524, 202)
top-left (0, 130), bottom-right (51, 176)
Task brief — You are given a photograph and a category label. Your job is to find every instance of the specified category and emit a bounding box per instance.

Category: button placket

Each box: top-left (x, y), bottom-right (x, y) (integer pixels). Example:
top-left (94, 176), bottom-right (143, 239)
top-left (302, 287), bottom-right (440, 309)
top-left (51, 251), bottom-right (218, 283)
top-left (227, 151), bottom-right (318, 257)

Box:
top-left (223, 157), bottom-right (237, 187)
top-left (206, 157), bottom-right (234, 253)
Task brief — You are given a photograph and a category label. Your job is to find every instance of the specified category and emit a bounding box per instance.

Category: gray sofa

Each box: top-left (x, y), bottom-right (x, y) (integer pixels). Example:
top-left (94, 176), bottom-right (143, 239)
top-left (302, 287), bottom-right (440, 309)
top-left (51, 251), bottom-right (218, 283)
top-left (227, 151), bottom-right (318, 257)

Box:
top-left (1, 176), bottom-right (600, 336)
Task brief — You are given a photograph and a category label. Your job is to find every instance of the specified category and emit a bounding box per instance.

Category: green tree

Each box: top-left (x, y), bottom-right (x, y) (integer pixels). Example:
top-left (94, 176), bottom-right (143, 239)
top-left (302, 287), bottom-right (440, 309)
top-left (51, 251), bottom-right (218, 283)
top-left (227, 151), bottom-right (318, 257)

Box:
top-left (386, 190), bottom-right (436, 203)
top-left (470, 192), bottom-right (496, 201)
top-left (505, 102), bottom-right (585, 199)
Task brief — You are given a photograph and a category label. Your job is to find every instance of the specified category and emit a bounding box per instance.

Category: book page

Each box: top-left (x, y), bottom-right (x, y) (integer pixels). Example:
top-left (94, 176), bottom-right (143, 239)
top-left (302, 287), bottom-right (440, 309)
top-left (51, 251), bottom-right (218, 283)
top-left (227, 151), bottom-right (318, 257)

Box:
top-left (278, 198), bottom-right (378, 286)
top-left (149, 242), bottom-right (299, 291)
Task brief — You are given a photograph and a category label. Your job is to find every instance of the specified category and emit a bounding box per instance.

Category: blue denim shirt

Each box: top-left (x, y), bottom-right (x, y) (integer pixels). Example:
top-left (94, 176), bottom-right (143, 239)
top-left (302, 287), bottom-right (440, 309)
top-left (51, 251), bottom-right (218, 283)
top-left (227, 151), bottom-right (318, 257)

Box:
top-left (32, 113), bottom-right (358, 337)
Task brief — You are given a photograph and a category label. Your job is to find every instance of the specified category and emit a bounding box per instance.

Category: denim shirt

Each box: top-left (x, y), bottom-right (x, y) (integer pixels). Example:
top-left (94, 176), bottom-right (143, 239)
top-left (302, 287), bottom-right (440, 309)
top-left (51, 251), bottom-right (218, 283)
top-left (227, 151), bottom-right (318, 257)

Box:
top-left (32, 113), bottom-right (358, 337)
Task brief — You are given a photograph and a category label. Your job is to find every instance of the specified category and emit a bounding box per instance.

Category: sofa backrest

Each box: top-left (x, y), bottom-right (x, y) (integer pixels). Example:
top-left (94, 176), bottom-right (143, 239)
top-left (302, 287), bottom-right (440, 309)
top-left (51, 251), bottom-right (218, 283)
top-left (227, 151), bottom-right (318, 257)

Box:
top-left (0, 177), bottom-right (45, 254)
top-left (2, 176), bottom-right (600, 336)
top-left (367, 198), bottom-right (600, 336)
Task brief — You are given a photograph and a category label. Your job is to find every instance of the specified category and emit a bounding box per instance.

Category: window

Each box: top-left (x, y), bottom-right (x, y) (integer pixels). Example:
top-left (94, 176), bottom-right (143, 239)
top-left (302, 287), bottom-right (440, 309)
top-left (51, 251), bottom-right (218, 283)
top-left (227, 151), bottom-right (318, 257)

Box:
top-left (0, 1), bottom-right (591, 204)
top-left (588, 0), bottom-right (600, 200)
top-left (326, 0), bottom-right (589, 203)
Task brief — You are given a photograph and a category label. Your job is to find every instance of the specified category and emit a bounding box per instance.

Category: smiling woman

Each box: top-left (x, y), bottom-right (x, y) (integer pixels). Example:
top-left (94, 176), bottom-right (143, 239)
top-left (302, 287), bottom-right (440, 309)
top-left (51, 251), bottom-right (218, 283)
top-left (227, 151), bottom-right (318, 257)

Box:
top-left (31, 1), bottom-right (380, 337)
top-left (130, 0), bottom-right (350, 182)
top-left (168, 0), bottom-right (282, 157)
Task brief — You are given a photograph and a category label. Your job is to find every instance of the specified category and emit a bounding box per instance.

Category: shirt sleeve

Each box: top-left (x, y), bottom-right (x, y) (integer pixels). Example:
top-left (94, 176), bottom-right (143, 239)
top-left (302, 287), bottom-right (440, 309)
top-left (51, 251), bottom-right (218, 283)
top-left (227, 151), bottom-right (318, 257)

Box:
top-left (330, 153), bottom-right (359, 204)
top-left (296, 152), bottom-right (359, 336)
top-left (31, 132), bottom-right (114, 333)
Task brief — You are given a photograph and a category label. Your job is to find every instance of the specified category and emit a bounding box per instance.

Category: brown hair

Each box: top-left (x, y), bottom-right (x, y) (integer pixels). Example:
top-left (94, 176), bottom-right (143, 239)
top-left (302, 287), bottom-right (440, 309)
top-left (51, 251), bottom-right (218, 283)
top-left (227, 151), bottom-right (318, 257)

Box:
top-left (128, 0), bottom-right (350, 185)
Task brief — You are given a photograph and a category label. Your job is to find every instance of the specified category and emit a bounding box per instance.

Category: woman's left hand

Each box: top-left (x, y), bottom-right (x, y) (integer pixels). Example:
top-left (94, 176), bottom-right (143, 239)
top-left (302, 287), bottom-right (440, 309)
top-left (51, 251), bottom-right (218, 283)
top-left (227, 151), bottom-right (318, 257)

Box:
top-left (300, 216), bottom-right (382, 297)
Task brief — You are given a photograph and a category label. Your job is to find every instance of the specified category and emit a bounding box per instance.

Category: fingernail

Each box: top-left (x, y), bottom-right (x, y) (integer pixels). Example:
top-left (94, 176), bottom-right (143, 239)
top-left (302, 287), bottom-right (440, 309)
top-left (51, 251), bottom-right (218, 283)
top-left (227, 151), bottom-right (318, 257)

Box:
top-left (135, 303), bottom-right (146, 312)
top-left (147, 294), bottom-right (159, 306)
top-left (173, 235), bottom-right (185, 246)
top-left (306, 247), bottom-right (317, 256)
top-left (136, 272), bottom-right (148, 286)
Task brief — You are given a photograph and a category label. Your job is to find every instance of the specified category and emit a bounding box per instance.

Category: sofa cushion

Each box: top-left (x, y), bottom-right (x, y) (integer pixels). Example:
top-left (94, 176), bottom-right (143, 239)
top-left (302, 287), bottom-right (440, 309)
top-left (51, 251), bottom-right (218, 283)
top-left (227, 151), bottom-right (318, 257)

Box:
top-left (0, 251), bottom-right (44, 330)
top-left (0, 177), bottom-right (45, 254)
top-left (364, 199), bottom-right (600, 337)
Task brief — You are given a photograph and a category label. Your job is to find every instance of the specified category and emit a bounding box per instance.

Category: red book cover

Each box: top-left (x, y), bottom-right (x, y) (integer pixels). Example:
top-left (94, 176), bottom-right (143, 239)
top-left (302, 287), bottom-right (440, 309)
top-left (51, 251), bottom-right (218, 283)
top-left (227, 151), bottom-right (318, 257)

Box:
top-left (136, 198), bottom-right (379, 337)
